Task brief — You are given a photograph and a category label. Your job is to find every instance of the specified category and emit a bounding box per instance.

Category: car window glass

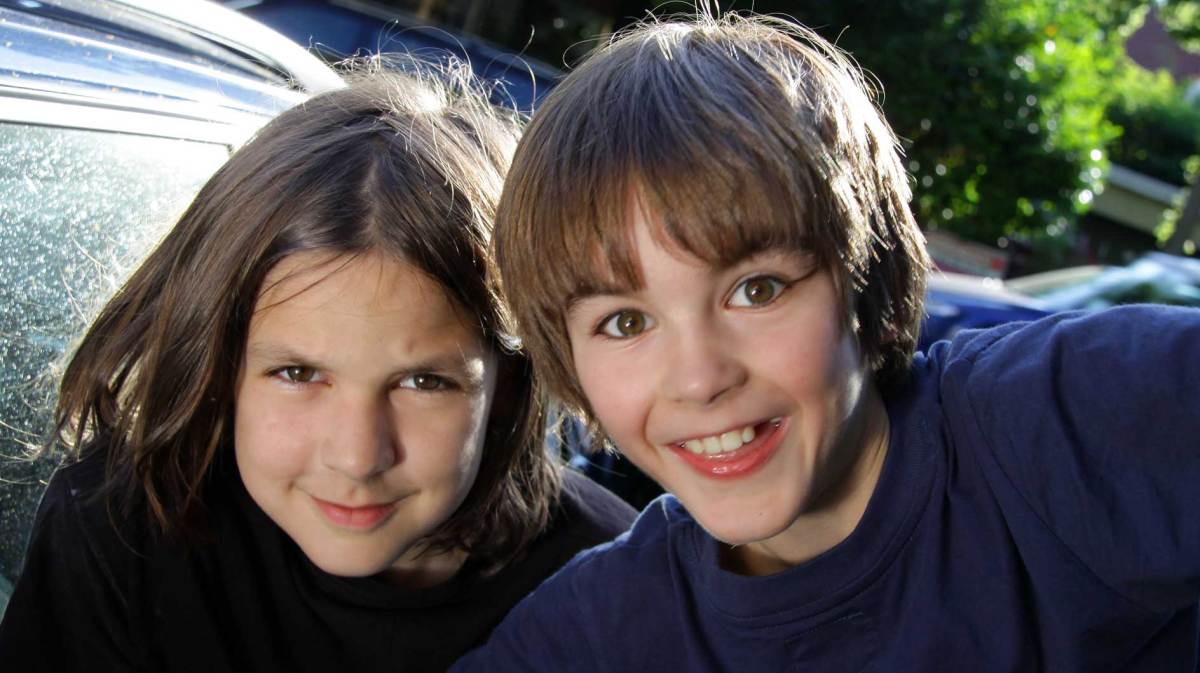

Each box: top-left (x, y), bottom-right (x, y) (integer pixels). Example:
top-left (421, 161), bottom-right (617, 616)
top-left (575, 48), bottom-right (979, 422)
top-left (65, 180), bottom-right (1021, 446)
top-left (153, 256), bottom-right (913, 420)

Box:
top-left (0, 123), bottom-right (228, 594)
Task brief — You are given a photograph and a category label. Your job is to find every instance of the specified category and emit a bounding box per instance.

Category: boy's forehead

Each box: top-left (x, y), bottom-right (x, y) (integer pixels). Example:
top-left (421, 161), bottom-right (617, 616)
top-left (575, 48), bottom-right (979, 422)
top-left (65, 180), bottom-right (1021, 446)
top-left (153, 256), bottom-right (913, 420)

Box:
top-left (563, 217), bottom-right (784, 306)
top-left (547, 179), bottom-right (816, 309)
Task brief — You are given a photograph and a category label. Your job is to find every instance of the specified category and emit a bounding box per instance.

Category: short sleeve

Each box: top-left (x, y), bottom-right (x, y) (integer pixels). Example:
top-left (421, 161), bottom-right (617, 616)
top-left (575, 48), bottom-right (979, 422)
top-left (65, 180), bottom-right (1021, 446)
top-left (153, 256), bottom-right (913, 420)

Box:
top-left (940, 305), bottom-right (1200, 613)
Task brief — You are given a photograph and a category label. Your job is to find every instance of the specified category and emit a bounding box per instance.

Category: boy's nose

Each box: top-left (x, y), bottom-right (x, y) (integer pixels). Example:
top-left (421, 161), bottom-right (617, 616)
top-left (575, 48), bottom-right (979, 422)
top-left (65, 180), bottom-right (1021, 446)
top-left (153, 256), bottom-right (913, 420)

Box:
top-left (321, 393), bottom-right (398, 479)
top-left (661, 325), bottom-right (747, 406)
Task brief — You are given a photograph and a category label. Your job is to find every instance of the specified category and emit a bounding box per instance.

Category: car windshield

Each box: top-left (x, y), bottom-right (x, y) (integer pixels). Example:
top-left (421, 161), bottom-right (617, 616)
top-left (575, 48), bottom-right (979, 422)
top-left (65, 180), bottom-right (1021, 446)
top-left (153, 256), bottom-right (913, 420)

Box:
top-left (0, 121), bottom-right (229, 595)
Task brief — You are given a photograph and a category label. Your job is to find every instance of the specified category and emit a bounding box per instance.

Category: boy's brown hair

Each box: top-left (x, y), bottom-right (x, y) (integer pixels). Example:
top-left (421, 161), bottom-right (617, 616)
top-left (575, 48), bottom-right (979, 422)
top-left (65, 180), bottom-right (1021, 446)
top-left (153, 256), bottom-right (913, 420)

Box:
top-left (53, 65), bottom-right (559, 568)
top-left (495, 13), bottom-right (929, 423)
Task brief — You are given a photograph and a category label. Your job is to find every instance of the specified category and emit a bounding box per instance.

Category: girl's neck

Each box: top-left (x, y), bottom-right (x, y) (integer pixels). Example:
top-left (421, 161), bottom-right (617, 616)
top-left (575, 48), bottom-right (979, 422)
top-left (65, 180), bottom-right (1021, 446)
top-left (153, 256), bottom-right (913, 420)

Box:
top-left (381, 546), bottom-right (471, 589)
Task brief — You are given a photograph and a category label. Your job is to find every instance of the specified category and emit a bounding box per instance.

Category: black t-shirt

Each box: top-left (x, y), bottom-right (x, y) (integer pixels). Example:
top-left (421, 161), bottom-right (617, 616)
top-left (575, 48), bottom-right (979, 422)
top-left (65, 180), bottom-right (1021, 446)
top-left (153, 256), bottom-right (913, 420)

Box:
top-left (0, 449), bottom-right (636, 672)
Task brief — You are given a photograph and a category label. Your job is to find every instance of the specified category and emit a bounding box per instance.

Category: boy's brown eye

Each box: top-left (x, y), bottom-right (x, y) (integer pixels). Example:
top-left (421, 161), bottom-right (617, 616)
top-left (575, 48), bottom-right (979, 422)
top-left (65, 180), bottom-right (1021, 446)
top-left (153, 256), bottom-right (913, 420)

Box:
top-left (745, 279), bottom-right (776, 304)
top-left (729, 276), bottom-right (786, 308)
top-left (599, 309), bottom-right (653, 338)
top-left (617, 312), bottom-right (645, 335)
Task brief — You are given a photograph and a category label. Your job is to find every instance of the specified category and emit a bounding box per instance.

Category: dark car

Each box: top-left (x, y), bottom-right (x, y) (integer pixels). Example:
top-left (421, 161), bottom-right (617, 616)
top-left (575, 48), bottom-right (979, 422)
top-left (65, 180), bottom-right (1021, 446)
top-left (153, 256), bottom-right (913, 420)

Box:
top-left (234, 0), bottom-right (563, 111)
top-left (0, 0), bottom-right (339, 613)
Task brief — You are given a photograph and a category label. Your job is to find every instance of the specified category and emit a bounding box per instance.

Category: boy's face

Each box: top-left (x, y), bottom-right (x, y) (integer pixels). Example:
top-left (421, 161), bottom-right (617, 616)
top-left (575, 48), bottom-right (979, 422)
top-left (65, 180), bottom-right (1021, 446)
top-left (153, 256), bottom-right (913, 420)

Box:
top-left (234, 252), bottom-right (496, 586)
top-left (565, 205), bottom-right (889, 568)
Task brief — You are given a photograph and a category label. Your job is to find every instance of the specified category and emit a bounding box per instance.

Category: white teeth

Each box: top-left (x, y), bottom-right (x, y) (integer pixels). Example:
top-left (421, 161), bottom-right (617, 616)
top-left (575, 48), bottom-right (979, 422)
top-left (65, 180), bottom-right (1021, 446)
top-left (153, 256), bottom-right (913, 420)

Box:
top-left (679, 423), bottom-right (759, 456)
top-left (719, 431), bottom-right (741, 451)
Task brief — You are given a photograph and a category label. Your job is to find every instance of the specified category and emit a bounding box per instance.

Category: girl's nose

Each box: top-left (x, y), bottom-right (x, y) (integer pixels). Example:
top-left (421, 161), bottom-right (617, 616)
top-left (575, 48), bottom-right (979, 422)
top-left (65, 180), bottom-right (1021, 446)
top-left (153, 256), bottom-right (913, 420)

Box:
top-left (321, 392), bottom-right (398, 479)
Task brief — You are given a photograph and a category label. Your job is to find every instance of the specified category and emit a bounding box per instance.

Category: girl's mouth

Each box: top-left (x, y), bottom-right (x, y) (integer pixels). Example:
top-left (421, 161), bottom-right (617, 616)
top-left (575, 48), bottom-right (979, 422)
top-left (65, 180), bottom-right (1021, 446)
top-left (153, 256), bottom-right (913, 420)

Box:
top-left (668, 417), bottom-right (788, 479)
top-left (312, 497), bottom-right (398, 530)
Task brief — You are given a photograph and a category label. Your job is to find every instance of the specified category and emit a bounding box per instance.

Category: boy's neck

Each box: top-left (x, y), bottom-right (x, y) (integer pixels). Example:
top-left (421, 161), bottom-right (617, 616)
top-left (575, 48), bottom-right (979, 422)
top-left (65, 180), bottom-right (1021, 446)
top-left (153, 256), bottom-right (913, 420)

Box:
top-left (719, 387), bottom-right (891, 577)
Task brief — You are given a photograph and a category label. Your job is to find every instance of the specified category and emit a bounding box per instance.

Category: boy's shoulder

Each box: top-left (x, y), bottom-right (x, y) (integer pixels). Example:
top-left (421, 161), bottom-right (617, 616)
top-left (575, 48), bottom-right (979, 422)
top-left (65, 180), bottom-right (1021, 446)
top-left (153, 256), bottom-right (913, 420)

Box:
top-left (914, 304), bottom-right (1199, 462)
top-left (921, 304), bottom-right (1198, 395)
top-left (492, 493), bottom-right (689, 651)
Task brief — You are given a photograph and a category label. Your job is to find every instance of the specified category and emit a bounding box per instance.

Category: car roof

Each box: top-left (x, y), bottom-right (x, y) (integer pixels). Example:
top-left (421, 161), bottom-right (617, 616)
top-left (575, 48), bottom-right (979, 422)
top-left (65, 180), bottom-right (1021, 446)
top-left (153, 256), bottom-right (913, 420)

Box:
top-left (237, 0), bottom-right (561, 112)
top-left (0, 0), bottom-right (342, 142)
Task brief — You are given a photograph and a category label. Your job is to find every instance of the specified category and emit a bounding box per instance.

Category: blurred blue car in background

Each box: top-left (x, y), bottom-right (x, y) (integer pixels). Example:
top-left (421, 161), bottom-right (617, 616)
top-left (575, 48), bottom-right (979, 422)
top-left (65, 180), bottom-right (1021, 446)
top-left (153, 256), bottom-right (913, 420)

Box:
top-left (920, 271), bottom-right (1053, 352)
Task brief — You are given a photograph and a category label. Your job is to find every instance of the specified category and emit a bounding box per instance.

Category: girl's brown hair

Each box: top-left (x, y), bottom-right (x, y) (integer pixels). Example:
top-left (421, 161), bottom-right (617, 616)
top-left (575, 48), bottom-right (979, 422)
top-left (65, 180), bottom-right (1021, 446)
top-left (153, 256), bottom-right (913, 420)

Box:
top-left (494, 13), bottom-right (930, 424)
top-left (52, 65), bottom-right (559, 567)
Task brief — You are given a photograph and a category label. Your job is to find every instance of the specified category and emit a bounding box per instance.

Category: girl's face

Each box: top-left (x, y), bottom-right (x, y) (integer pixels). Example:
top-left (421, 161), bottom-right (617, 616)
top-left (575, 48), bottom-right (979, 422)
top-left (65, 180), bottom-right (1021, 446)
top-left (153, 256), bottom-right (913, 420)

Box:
top-left (234, 251), bottom-right (496, 586)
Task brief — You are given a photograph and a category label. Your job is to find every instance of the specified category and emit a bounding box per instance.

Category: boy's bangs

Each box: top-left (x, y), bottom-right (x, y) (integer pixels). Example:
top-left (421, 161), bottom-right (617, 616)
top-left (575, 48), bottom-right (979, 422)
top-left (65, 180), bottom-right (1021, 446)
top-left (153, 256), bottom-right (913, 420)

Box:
top-left (546, 109), bottom-right (821, 305)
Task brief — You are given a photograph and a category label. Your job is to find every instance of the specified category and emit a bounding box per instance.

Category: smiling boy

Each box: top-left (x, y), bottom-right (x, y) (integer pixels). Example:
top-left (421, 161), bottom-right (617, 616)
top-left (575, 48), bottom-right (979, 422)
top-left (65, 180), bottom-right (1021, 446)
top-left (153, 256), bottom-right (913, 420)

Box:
top-left (453, 13), bottom-right (1200, 672)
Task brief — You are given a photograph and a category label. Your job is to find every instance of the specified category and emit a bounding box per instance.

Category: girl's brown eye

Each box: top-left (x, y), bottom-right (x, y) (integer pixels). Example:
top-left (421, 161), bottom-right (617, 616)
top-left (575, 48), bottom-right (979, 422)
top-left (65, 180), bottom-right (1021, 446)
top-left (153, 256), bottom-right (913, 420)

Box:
top-left (282, 366), bottom-right (317, 383)
top-left (600, 309), bottom-right (652, 338)
top-left (401, 373), bottom-right (448, 391)
top-left (729, 276), bottom-right (786, 308)
top-left (412, 374), bottom-right (443, 390)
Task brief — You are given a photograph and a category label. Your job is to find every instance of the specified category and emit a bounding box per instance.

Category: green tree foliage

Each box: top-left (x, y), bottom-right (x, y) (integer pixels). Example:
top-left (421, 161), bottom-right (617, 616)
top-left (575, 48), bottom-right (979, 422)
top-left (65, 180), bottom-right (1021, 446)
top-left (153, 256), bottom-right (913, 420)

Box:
top-left (1106, 65), bottom-right (1200, 186)
top-left (487, 0), bottom-right (1199, 260)
top-left (1159, 0), bottom-right (1200, 51)
top-left (655, 0), bottom-right (1131, 255)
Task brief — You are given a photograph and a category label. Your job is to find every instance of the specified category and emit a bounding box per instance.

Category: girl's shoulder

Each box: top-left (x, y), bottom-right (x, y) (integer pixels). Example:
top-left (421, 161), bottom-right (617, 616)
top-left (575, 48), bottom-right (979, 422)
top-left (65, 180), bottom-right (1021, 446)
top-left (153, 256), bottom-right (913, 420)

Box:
top-left (557, 468), bottom-right (638, 545)
top-left (34, 444), bottom-right (155, 565)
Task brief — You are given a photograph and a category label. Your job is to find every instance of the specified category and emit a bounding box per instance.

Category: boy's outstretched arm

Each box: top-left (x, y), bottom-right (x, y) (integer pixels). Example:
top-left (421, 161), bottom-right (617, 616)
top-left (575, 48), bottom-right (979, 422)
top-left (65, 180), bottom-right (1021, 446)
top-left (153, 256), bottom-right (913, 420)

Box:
top-left (937, 304), bottom-right (1200, 615)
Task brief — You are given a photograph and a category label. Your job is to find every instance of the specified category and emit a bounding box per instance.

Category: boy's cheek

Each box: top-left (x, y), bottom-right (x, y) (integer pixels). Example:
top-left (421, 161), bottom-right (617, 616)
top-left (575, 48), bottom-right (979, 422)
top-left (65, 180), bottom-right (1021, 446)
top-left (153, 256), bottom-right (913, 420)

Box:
top-left (575, 360), bottom-right (650, 445)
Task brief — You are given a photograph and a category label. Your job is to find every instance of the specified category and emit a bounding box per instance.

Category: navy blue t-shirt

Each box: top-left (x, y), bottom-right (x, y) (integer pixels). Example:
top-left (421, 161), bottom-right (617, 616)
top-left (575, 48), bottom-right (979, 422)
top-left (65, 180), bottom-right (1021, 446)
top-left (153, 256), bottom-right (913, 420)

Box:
top-left (454, 306), bottom-right (1200, 672)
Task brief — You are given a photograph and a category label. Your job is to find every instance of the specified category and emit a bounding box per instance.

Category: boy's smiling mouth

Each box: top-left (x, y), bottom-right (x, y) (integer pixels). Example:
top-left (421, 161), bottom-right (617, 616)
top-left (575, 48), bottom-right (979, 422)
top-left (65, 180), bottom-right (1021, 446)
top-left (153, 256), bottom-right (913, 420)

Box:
top-left (666, 418), bottom-right (787, 479)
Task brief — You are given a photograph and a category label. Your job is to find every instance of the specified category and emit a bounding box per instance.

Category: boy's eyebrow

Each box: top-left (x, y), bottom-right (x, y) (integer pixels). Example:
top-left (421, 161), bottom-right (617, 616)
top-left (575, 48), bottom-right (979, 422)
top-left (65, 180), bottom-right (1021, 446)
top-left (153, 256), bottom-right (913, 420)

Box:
top-left (565, 281), bottom-right (639, 312)
top-left (564, 248), bottom-right (813, 308)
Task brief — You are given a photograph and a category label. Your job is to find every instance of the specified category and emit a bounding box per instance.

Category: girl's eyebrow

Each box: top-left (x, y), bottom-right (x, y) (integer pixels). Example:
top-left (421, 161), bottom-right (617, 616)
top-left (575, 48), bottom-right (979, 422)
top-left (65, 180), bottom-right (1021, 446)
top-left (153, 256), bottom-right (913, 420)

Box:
top-left (244, 342), bottom-right (482, 380)
top-left (244, 342), bottom-right (329, 369)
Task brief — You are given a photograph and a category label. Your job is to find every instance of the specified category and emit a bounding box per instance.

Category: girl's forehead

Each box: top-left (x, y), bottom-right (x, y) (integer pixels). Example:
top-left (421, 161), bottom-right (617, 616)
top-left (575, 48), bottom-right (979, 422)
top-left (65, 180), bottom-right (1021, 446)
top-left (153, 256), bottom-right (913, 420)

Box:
top-left (256, 251), bottom-right (448, 317)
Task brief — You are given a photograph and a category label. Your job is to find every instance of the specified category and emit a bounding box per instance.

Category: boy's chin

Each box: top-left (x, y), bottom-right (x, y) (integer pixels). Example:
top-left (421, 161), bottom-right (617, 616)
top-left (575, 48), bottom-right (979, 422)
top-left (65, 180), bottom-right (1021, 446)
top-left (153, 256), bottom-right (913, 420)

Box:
top-left (692, 506), bottom-right (798, 549)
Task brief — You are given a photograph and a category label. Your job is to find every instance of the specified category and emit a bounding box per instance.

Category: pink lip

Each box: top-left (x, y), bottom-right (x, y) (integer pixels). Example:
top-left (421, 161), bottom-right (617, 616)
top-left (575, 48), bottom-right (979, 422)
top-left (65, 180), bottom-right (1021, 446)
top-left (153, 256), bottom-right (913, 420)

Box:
top-left (312, 497), bottom-right (397, 530)
top-left (668, 417), bottom-right (788, 480)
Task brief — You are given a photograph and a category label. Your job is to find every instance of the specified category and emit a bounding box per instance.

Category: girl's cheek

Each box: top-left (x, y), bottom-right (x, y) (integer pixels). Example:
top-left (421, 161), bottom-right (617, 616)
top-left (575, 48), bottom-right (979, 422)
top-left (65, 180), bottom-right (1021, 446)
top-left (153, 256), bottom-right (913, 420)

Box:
top-left (235, 386), bottom-right (318, 464)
